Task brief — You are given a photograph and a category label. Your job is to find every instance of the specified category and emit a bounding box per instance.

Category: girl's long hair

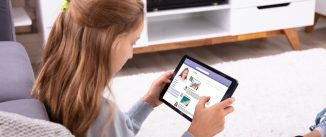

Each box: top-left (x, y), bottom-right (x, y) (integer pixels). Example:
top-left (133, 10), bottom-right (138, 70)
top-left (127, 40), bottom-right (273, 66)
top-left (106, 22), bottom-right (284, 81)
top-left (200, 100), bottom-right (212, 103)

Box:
top-left (32, 0), bottom-right (144, 136)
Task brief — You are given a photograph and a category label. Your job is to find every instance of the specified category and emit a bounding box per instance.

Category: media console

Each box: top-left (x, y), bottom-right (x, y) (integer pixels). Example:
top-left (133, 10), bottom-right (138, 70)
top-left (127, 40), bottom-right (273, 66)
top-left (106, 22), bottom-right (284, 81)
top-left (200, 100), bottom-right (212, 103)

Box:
top-left (38, 0), bottom-right (316, 54)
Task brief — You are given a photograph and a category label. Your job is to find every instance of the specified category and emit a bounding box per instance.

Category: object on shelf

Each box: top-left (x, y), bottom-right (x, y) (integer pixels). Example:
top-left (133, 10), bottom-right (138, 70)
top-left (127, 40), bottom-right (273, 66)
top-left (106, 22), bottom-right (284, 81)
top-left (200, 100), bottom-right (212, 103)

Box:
top-left (147, 4), bottom-right (230, 17)
top-left (147, 0), bottom-right (228, 12)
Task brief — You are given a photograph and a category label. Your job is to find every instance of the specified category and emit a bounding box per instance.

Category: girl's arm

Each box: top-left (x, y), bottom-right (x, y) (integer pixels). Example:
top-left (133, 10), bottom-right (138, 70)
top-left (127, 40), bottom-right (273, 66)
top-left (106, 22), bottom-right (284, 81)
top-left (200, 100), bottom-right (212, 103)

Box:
top-left (88, 71), bottom-right (172, 137)
top-left (87, 98), bottom-right (153, 137)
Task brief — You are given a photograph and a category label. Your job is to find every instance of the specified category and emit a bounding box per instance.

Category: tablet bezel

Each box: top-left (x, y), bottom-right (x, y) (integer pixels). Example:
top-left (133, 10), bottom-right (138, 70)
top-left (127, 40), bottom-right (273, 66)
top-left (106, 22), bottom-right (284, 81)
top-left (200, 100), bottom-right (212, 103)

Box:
top-left (159, 55), bottom-right (238, 122)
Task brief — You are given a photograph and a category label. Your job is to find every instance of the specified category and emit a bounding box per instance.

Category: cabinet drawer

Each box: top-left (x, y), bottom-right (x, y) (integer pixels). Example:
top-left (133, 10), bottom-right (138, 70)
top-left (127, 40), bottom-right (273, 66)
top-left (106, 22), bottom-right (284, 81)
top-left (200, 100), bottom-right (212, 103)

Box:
top-left (231, 0), bottom-right (307, 9)
top-left (231, 0), bottom-right (315, 35)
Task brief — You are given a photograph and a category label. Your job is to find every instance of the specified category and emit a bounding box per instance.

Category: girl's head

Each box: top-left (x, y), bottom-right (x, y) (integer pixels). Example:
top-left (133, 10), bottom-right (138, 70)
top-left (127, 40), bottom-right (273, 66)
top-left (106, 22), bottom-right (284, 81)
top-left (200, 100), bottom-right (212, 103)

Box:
top-left (179, 68), bottom-right (189, 80)
top-left (32, 0), bottom-right (144, 136)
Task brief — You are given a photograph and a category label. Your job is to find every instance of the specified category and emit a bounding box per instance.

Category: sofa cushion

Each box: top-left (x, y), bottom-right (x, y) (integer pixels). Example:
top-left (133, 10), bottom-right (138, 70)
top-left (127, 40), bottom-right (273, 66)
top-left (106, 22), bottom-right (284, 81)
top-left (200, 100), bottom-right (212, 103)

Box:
top-left (0, 99), bottom-right (49, 120)
top-left (0, 42), bottom-right (34, 102)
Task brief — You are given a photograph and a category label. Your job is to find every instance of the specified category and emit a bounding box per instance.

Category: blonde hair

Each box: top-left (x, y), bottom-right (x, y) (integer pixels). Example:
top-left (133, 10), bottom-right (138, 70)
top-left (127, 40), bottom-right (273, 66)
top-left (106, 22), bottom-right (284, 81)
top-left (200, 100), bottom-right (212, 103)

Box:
top-left (32, 0), bottom-right (144, 136)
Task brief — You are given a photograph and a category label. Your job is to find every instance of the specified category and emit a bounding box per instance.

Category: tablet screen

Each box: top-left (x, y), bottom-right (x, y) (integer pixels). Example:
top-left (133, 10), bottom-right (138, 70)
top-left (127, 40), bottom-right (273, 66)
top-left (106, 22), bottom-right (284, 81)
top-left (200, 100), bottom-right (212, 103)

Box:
top-left (162, 58), bottom-right (233, 119)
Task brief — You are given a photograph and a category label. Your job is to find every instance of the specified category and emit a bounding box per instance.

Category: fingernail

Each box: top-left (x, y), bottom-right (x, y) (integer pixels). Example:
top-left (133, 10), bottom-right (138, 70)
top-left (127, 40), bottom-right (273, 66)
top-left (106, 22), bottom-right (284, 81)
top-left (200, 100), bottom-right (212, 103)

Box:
top-left (231, 98), bottom-right (235, 102)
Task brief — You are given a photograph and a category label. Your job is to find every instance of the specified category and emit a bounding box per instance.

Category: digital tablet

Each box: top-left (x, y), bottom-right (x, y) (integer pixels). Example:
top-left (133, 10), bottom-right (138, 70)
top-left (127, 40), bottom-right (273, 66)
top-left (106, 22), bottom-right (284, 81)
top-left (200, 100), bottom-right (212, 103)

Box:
top-left (159, 55), bottom-right (238, 121)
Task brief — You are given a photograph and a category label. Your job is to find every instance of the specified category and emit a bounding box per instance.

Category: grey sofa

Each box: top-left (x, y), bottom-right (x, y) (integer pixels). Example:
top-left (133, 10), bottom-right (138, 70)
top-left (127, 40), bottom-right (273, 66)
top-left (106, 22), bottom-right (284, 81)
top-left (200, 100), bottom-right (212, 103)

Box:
top-left (0, 0), bottom-right (49, 121)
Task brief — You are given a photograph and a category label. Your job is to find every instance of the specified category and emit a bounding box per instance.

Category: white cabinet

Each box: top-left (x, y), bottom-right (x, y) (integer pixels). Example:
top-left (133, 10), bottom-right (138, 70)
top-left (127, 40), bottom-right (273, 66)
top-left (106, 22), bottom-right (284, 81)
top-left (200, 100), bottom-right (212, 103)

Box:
top-left (38, 0), bottom-right (315, 49)
top-left (134, 0), bottom-right (148, 48)
top-left (316, 0), bottom-right (326, 15)
top-left (12, 7), bottom-right (32, 33)
top-left (231, 0), bottom-right (315, 35)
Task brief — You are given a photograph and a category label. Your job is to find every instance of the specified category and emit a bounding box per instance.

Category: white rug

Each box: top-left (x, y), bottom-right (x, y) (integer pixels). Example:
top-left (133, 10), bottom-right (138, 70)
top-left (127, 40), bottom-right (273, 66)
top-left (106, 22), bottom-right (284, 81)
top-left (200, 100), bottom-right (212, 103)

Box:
top-left (112, 48), bottom-right (326, 137)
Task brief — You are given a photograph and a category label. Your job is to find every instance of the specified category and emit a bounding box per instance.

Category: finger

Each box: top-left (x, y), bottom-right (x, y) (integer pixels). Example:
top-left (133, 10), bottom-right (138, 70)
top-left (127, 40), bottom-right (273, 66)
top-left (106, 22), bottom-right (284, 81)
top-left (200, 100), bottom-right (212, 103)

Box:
top-left (158, 78), bottom-right (171, 84)
top-left (215, 97), bottom-right (235, 108)
top-left (165, 70), bottom-right (173, 78)
top-left (223, 106), bottom-right (234, 115)
top-left (163, 79), bottom-right (171, 83)
top-left (159, 70), bottom-right (172, 79)
top-left (196, 96), bottom-right (210, 109)
top-left (170, 70), bottom-right (174, 74)
top-left (159, 71), bottom-right (173, 83)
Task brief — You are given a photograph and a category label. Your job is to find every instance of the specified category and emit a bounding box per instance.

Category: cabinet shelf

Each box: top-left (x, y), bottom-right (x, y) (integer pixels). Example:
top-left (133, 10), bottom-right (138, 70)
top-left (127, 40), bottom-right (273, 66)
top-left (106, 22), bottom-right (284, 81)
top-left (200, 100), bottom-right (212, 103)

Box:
top-left (147, 11), bottom-right (230, 45)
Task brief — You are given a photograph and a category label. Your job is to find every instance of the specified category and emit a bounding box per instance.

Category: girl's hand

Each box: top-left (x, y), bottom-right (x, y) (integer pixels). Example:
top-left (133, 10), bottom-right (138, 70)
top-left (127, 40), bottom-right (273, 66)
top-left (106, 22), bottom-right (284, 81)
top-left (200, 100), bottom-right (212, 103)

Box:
top-left (188, 97), bottom-right (235, 137)
top-left (143, 70), bottom-right (173, 107)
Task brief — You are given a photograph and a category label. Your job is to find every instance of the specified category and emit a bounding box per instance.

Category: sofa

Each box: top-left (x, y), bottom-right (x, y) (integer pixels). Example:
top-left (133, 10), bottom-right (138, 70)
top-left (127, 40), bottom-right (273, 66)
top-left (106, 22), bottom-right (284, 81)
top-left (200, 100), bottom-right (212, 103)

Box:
top-left (0, 0), bottom-right (48, 121)
top-left (0, 1), bottom-right (74, 136)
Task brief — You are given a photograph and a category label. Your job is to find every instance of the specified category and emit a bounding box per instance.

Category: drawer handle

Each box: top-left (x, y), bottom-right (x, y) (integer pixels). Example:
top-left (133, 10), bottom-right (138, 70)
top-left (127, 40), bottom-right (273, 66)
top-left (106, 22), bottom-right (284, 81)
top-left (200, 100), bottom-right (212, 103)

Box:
top-left (257, 3), bottom-right (290, 10)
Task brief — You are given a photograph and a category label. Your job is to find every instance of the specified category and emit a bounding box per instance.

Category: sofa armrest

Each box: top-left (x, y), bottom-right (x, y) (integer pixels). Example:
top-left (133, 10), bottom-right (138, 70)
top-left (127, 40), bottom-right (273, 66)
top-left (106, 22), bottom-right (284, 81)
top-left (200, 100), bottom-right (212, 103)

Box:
top-left (0, 42), bottom-right (34, 102)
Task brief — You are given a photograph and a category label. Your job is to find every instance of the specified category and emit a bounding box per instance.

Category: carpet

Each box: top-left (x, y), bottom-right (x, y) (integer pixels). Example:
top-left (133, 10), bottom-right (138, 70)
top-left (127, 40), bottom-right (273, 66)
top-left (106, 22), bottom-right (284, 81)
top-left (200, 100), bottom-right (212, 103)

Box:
top-left (112, 48), bottom-right (326, 137)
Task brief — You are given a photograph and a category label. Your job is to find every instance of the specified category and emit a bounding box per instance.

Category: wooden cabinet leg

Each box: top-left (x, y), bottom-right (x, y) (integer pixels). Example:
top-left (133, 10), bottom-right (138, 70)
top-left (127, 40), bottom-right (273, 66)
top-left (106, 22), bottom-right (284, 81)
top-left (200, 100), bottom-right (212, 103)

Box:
top-left (305, 13), bottom-right (320, 33)
top-left (283, 28), bottom-right (300, 50)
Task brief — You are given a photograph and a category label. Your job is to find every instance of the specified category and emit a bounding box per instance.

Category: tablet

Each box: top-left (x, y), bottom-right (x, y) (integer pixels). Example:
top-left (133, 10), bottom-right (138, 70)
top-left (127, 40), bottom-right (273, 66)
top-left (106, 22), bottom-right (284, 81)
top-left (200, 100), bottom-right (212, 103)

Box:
top-left (159, 55), bottom-right (238, 121)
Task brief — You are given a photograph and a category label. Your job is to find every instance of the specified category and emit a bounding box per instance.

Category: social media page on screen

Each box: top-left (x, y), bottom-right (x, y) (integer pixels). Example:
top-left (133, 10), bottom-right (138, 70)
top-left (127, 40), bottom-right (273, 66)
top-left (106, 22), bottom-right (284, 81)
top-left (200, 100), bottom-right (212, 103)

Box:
top-left (163, 58), bottom-right (232, 118)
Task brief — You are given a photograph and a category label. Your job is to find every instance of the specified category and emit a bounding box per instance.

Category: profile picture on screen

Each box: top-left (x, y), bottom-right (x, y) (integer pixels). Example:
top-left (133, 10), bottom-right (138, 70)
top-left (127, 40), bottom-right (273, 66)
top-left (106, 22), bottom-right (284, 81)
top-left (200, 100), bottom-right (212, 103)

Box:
top-left (178, 68), bottom-right (189, 81)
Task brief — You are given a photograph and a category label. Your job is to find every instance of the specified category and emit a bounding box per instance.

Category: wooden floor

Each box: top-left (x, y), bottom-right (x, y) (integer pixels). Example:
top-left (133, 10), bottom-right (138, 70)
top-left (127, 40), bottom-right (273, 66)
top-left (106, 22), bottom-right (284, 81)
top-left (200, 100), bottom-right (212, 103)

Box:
top-left (31, 28), bottom-right (326, 77)
top-left (118, 28), bottom-right (326, 76)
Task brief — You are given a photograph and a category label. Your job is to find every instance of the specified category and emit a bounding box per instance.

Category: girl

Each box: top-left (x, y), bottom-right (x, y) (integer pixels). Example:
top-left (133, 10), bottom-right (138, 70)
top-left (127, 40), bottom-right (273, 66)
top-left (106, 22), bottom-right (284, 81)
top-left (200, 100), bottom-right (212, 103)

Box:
top-left (32, 0), bottom-right (235, 137)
